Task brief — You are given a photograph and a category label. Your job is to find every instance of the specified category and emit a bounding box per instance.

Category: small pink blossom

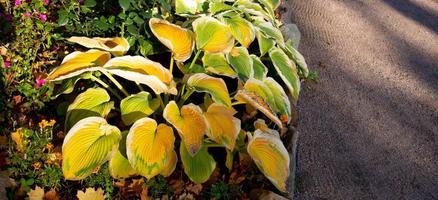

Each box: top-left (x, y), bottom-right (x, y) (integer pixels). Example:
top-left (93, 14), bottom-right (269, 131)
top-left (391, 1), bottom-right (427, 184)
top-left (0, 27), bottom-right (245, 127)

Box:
top-left (14, 0), bottom-right (21, 7)
top-left (24, 12), bottom-right (31, 18)
top-left (44, 0), bottom-right (49, 4)
top-left (4, 61), bottom-right (10, 68)
top-left (39, 14), bottom-right (47, 21)
top-left (36, 78), bottom-right (46, 88)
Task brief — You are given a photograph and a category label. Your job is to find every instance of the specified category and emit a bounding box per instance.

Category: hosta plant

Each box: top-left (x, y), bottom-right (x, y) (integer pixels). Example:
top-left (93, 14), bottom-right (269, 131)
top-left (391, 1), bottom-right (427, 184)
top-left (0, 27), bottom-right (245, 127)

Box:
top-left (48, 0), bottom-right (308, 193)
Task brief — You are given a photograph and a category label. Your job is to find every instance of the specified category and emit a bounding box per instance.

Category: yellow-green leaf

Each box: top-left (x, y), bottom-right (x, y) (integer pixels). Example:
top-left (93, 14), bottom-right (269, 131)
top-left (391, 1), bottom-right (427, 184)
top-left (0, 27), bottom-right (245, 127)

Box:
top-left (256, 21), bottom-right (284, 46)
top-left (193, 16), bottom-right (234, 53)
top-left (263, 77), bottom-right (291, 124)
top-left (247, 129), bottom-right (289, 192)
top-left (256, 31), bottom-right (275, 57)
top-left (163, 101), bottom-right (208, 156)
top-left (62, 117), bottom-right (121, 180)
top-left (251, 55), bottom-right (268, 80)
top-left (120, 92), bottom-right (160, 125)
top-left (161, 149), bottom-right (178, 177)
top-left (149, 18), bottom-right (195, 62)
top-left (126, 118), bottom-right (175, 179)
top-left (284, 40), bottom-right (309, 78)
top-left (226, 47), bottom-right (253, 81)
top-left (269, 47), bottom-right (300, 100)
top-left (47, 50), bottom-right (110, 81)
top-left (176, 0), bottom-right (205, 14)
top-left (109, 131), bottom-right (137, 179)
top-left (67, 37), bottom-right (130, 56)
top-left (180, 142), bottom-right (216, 184)
top-left (65, 88), bottom-right (113, 131)
top-left (205, 103), bottom-right (241, 150)
top-left (202, 52), bottom-right (237, 78)
top-left (187, 73), bottom-right (232, 107)
top-left (223, 16), bottom-right (255, 47)
top-left (258, 0), bottom-right (281, 10)
top-left (103, 56), bottom-right (176, 94)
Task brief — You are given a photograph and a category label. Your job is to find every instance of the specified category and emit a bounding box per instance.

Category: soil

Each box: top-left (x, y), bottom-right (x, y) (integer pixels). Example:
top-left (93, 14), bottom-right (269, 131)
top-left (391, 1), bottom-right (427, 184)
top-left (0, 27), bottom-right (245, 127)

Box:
top-left (283, 0), bottom-right (438, 199)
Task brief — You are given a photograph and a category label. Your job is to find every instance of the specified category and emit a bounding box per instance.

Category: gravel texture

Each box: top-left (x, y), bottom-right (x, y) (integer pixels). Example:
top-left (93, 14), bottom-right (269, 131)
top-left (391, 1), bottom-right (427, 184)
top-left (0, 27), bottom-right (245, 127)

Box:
top-left (283, 0), bottom-right (438, 199)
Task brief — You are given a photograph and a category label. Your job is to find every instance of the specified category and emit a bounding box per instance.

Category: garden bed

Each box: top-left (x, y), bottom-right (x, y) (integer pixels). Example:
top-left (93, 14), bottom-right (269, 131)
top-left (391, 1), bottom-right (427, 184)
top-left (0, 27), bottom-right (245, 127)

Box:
top-left (0, 0), bottom-right (313, 199)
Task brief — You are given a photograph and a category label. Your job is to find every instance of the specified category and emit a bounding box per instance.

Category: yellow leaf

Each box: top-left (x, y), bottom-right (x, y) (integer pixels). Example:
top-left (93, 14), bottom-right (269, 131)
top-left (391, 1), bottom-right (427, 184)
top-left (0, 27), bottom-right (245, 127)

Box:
top-left (224, 16), bottom-right (255, 47)
top-left (247, 129), bottom-right (289, 192)
top-left (149, 18), bottom-right (194, 62)
top-left (160, 149), bottom-right (178, 177)
top-left (27, 186), bottom-right (44, 200)
top-left (163, 101), bottom-right (208, 156)
top-left (67, 37), bottom-right (130, 56)
top-left (76, 188), bottom-right (106, 200)
top-left (193, 16), bottom-right (234, 53)
top-left (187, 73), bottom-right (232, 107)
top-left (47, 50), bottom-right (110, 81)
top-left (204, 103), bottom-right (241, 150)
top-left (126, 118), bottom-right (175, 179)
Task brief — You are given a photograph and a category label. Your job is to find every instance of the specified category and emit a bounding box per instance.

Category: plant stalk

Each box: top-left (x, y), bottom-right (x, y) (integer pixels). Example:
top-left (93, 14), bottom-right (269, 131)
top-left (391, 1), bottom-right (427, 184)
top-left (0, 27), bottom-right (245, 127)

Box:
top-left (188, 51), bottom-right (201, 71)
top-left (90, 75), bottom-right (122, 100)
top-left (101, 70), bottom-right (130, 97)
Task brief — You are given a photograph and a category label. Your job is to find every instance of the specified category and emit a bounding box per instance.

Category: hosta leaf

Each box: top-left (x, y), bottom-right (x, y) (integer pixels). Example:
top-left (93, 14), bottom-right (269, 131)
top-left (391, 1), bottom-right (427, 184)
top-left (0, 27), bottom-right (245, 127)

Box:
top-left (67, 37), bottom-right (130, 56)
top-left (109, 131), bottom-right (137, 179)
top-left (187, 73), bottom-right (232, 107)
top-left (65, 88), bottom-right (113, 131)
top-left (180, 143), bottom-right (216, 184)
top-left (126, 118), bottom-right (175, 179)
top-left (46, 50), bottom-right (110, 81)
top-left (120, 92), bottom-right (160, 125)
top-left (202, 52), bottom-right (237, 78)
top-left (244, 78), bottom-right (276, 110)
top-left (77, 188), bottom-right (106, 200)
top-left (235, 0), bottom-right (273, 21)
top-left (193, 16), bottom-right (234, 53)
top-left (161, 149), bottom-right (178, 177)
top-left (247, 129), bottom-right (289, 192)
top-left (223, 16), bottom-right (255, 47)
top-left (226, 47), bottom-right (253, 81)
top-left (284, 40), bottom-right (309, 78)
top-left (176, 0), bottom-right (205, 14)
top-left (163, 101), bottom-right (208, 156)
top-left (209, 2), bottom-right (233, 14)
top-left (149, 18), bottom-right (195, 62)
top-left (256, 21), bottom-right (284, 46)
top-left (256, 31), bottom-right (275, 57)
top-left (205, 103), bottom-right (241, 150)
top-left (269, 47), bottom-right (300, 100)
top-left (263, 77), bottom-right (291, 124)
top-left (251, 55), bottom-right (268, 80)
top-left (103, 56), bottom-right (177, 94)
top-left (235, 90), bottom-right (282, 128)
top-left (257, 0), bottom-right (281, 10)
top-left (62, 117), bottom-right (121, 180)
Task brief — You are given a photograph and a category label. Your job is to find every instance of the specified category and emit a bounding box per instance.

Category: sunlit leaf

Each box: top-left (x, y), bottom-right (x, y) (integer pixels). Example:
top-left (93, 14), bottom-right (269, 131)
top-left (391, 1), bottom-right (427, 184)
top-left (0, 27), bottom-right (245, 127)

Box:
top-left (76, 188), bottom-right (106, 200)
top-left (251, 55), bottom-right (268, 80)
top-left (258, 0), bottom-right (281, 10)
top-left (205, 103), bottom-right (241, 150)
top-left (255, 21), bottom-right (284, 46)
top-left (284, 40), bottom-right (309, 78)
top-left (256, 31), bottom-right (275, 57)
top-left (187, 73), bottom-right (232, 107)
top-left (247, 129), bottom-right (289, 192)
top-left (269, 47), bottom-right (300, 100)
top-left (126, 118), bottom-right (175, 179)
top-left (103, 56), bottom-right (177, 94)
top-left (226, 47), bottom-right (253, 81)
top-left (46, 50), bottom-right (110, 81)
top-left (120, 92), bottom-right (160, 125)
top-left (263, 77), bottom-right (291, 124)
top-left (65, 88), bottom-right (113, 131)
top-left (180, 143), bottom-right (216, 184)
top-left (109, 131), bottom-right (137, 179)
top-left (193, 16), bottom-right (234, 53)
top-left (209, 1), bottom-right (233, 14)
top-left (235, 0), bottom-right (273, 21)
top-left (223, 15), bottom-right (255, 47)
top-left (202, 52), bottom-right (237, 78)
top-left (163, 101), bottom-right (208, 156)
top-left (63, 117), bottom-right (121, 180)
top-left (67, 37), bottom-right (130, 56)
top-left (176, 0), bottom-right (205, 14)
top-left (149, 18), bottom-right (195, 62)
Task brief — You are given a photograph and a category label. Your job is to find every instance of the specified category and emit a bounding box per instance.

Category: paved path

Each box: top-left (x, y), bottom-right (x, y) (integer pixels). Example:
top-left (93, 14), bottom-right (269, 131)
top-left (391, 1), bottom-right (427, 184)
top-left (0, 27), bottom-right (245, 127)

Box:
top-left (284, 0), bottom-right (438, 199)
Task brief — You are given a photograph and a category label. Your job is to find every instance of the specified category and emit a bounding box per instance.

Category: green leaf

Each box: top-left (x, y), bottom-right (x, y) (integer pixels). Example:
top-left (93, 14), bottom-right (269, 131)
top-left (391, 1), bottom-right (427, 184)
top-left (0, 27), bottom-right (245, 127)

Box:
top-left (109, 131), bottom-right (137, 179)
top-left (256, 21), bottom-right (284, 46)
top-left (269, 48), bottom-right (300, 100)
top-left (256, 31), bottom-right (275, 57)
top-left (176, 0), bottom-right (205, 14)
top-left (226, 47), bottom-right (253, 82)
top-left (193, 16), bottom-right (234, 53)
top-left (223, 15), bottom-right (255, 47)
top-left (180, 143), bottom-right (216, 184)
top-left (284, 40), bottom-right (309, 78)
top-left (57, 9), bottom-right (69, 26)
top-left (209, 2), bottom-right (233, 14)
top-left (84, 0), bottom-right (96, 7)
top-left (251, 55), bottom-right (267, 80)
top-left (118, 0), bottom-right (131, 11)
top-left (263, 77), bottom-right (291, 124)
top-left (120, 92), bottom-right (160, 126)
top-left (63, 117), bottom-right (121, 180)
top-left (202, 52), bottom-right (236, 78)
top-left (65, 88), bottom-right (114, 131)
top-left (187, 73), bottom-right (232, 107)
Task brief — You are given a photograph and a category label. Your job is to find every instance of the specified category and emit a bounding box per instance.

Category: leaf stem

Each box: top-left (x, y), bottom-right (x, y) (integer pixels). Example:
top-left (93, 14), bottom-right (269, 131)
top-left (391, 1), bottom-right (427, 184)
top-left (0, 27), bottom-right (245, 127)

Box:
top-left (188, 51), bottom-right (201, 71)
top-left (101, 70), bottom-right (130, 97)
top-left (169, 56), bottom-right (174, 74)
top-left (90, 75), bottom-right (122, 100)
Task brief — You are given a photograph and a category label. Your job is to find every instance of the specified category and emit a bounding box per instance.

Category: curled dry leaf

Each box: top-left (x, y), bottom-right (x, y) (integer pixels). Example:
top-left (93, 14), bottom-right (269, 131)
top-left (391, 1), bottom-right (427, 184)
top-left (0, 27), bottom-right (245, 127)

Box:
top-left (76, 188), bottom-right (106, 200)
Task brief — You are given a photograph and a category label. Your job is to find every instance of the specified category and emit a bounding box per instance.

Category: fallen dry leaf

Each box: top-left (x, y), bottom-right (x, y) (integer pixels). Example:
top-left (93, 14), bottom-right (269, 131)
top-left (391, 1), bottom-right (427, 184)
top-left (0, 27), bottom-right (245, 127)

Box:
top-left (185, 184), bottom-right (202, 195)
top-left (27, 186), bottom-right (44, 200)
top-left (76, 188), bottom-right (106, 200)
top-left (44, 189), bottom-right (60, 200)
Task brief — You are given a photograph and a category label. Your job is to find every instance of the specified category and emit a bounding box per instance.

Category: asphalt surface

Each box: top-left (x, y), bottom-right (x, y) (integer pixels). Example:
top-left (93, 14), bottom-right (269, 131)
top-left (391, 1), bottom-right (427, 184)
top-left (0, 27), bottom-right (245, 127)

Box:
top-left (283, 0), bottom-right (438, 199)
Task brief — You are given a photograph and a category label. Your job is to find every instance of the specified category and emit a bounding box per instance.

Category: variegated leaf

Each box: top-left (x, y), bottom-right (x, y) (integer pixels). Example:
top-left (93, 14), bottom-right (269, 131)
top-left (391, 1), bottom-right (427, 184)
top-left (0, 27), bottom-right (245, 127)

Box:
top-left (187, 73), bottom-right (232, 107)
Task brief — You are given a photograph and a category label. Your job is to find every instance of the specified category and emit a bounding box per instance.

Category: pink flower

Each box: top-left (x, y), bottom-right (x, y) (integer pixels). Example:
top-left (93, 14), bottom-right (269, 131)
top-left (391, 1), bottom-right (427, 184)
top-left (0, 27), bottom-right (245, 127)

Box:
top-left (24, 12), bottom-right (31, 18)
top-left (39, 14), bottom-right (47, 21)
top-left (4, 61), bottom-right (10, 68)
top-left (44, 0), bottom-right (49, 4)
top-left (36, 78), bottom-right (46, 88)
top-left (14, 0), bottom-right (21, 7)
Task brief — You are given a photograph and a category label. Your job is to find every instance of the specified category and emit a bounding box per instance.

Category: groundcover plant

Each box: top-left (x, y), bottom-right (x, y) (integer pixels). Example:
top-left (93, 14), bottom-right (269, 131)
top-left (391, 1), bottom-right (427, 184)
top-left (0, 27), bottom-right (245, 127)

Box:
top-left (44, 0), bottom-right (309, 196)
